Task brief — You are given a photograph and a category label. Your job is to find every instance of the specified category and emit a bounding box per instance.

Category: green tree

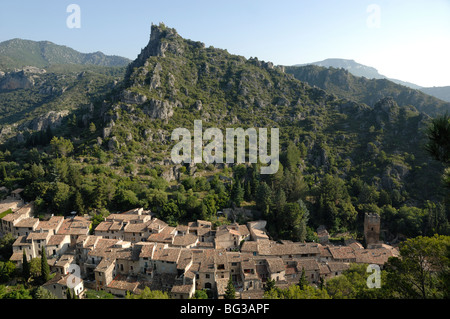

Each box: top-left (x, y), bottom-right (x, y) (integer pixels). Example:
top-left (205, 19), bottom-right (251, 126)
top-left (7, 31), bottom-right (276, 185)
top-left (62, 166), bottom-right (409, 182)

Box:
top-left (298, 267), bottom-right (307, 290)
top-left (125, 287), bottom-right (169, 299)
top-left (224, 276), bottom-right (236, 299)
top-left (384, 235), bottom-right (450, 299)
top-left (264, 284), bottom-right (330, 299)
top-left (192, 289), bottom-right (208, 299)
top-left (315, 174), bottom-right (357, 231)
top-left (89, 122), bottom-right (97, 133)
top-left (0, 233), bottom-right (15, 260)
top-left (425, 114), bottom-right (450, 165)
top-left (1, 164), bottom-right (7, 180)
top-left (0, 261), bottom-right (15, 283)
top-left (66, 288), bottom-right (72, 299)
top-left (425, 114), bottom-right (450, 190)
top-left (50, 136), bottom-right (74, 158)
top-left (40, 246), bottom-right (50, 283)
top-left (230, 179), bottom-right (244, 207)
top-left (22, 250), bottom-right (30, 281)
top-left (33, 286), bottom-right (57, 299)
top-left (256, 182), bottom-right (272, 215)
top-left (264, 277), bottom-right (276, 293)
top-left (29, 258), bottom-right (41, 279)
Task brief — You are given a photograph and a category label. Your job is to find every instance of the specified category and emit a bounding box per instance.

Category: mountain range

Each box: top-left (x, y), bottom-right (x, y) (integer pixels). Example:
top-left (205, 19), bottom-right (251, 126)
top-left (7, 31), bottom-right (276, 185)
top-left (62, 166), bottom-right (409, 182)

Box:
top-left (284, 64), bottom-right (450, 117)
top-left (0, 38), bottom-right (131, 70)
top-left (296, 58), bottom-right (450, 103)
top-left (0, 23), bottom-right (448, 241)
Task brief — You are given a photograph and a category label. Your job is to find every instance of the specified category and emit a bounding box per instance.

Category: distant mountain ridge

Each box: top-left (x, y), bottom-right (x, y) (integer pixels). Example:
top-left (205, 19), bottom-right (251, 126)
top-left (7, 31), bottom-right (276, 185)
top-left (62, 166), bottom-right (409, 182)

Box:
top-left (285, 64), bottom-right (450, 117)
top-left (0, 38), bottom-right (131, 70)
top-left (421, 86), bottom-right (450, 103)
top-left (296, 58), bottom-right (423, 90)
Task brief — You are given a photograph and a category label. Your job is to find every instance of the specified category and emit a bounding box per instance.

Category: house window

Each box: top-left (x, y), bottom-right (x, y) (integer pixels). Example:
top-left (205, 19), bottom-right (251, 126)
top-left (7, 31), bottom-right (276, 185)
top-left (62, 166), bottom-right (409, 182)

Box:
top-left (205, 274), bottom-right (210, 279)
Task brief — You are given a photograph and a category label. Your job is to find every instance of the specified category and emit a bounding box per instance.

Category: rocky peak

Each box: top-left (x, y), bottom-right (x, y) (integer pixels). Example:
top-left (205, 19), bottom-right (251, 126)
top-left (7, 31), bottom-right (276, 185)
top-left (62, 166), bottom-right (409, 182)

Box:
top-left (125, 23), bottom-right (182, 81)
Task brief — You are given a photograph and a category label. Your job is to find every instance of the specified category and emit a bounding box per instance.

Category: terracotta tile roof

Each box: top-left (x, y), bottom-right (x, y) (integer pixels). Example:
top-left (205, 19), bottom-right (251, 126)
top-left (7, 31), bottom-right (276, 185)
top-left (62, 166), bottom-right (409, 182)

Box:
top-left (27, 232), bottom-right (51, 241)
top-left (94, 221), bottom-right (114, 232)
top-left (319, 263), bottom-right (331, 275)
top-left (107, 275), bottom-right (140, 293)
top-left (257, 241), bottom-right (320, 256)
top-left (57, 217), bottom-right (91, 235)
top-left (198, 249), bottom-right (216, 272)
top-left (54, 254), bottom-right (74, 267)
top-left (14, 218), bottom-right (39, 228)
top-left (328, 246), bottom-right (356, 260)
top-left (319, 244), bottom-right (332, 257)
top-left (147, 230), bottom-right (174, 244)
top-left (9, 251), bottom-right (24, 261)
top-left (36, 216), bottom-right (64, 232)
top-left (266, 258), bottom-right (285, 273)
top-left (47, 234), bottom-right (68, 246)
top-left (327, 262), bottom-right (350, 272)
top-left (13, 236), bottom-right (31, 246)
top-left (295, 258), bottom-right (319, 272)
top-left (241, 241), bottom-right (259, 253)
top-left (88, 239), bottom-right (121, 257)
top-left (176, 224), bottom-right (189, 232)
top-left (285, 265), bottom-right (297, 275)
top-left (148, 219), bottom-right (168, 232)
top-left (96, 258), bottom-right (115, 272)
top-left (124, 221), bottom-right (150, 233)
top-left (172, 233), bottom-right (198, 247)
top-left (138, 243), bottom-right (156, 258)
top-left (153, 247), bottom-right (181, 263)
top-left (76, 235), bottom-right (100, 248)
top-left (171, 283), bottom-right (194, 294)
top-left (354, 248), bottom-right (397, 265)
top-left (177, 249), bottom-right (193, 270)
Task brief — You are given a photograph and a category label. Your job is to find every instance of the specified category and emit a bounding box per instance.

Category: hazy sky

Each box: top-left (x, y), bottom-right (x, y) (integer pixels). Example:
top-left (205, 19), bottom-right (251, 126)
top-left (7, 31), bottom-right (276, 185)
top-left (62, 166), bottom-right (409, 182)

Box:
top-left (1, 0), bottom-right (449, 87)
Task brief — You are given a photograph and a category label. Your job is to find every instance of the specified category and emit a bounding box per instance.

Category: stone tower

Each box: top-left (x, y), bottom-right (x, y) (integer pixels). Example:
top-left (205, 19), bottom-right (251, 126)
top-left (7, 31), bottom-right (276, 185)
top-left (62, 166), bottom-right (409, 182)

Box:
top-left (364, 213), bottom-right (381, 247)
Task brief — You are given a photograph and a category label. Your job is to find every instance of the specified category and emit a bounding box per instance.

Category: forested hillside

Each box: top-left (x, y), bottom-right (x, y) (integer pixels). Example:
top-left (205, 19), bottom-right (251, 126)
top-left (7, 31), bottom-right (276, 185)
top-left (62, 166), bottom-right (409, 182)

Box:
top-left (0, 23), bottom-right (448, 244)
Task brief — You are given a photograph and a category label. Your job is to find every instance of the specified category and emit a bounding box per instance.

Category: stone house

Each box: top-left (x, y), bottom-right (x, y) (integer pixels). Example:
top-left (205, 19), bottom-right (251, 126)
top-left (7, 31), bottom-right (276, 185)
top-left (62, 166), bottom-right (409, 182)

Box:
top-left (0, 202), bottom-right (33, 235)
top-left (46, 234), bottom-right (71, 257)
top-left (294, 258), bottom-right (320, 284)
top-left (42, 273), bottom-right (84, 299)
top-left (12, 217), bottom-right (39, 237)
top-left (328, 246), bottom-right (356, 263)
top-left (188, 220), bottom-right (215, 243)
top-left (256, 240), bottom-right (321, 259)
top-left (214, 223), bottom-right (250, 250)
top-left (49, 254), bottom-right (75, 275)
top-left (56, 216), bottom-right (91, 247)
top-left (265, 258), bottom-right (286, 282)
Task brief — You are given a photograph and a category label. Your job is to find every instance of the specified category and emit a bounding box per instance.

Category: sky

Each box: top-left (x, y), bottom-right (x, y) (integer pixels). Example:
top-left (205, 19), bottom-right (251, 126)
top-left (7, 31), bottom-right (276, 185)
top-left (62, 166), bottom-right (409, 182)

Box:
top-left (0, 0), bottom-right (449, 87)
